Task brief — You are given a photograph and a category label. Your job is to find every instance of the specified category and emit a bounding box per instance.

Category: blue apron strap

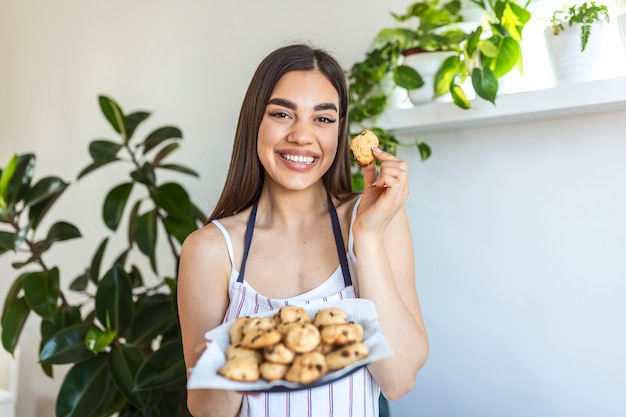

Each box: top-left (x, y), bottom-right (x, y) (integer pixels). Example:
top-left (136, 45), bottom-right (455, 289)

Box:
top-left (327, 192), bottom-right (353, 287)
top-left (238, 193), bottom-right (353, 288)
top-left (237, 200), bottom-right (259, 283)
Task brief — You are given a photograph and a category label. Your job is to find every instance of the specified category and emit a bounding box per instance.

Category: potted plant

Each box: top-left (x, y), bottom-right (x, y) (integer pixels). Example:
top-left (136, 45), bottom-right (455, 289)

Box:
top-left (433, 0), bottom-right (532, 108)
top-left (0, 96), bottom-right (204, 416)
top-left (544, 1), bottom-right (610, 83)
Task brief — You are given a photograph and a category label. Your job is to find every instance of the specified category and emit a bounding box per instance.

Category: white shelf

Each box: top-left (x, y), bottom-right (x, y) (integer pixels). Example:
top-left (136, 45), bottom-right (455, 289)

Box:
top-left (378, 76), bottom-right (626, 135)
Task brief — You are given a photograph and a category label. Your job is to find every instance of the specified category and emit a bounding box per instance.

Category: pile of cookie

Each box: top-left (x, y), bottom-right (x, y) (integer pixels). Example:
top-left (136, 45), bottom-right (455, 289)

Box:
top-left (218, 305), bottom-right (369, 385)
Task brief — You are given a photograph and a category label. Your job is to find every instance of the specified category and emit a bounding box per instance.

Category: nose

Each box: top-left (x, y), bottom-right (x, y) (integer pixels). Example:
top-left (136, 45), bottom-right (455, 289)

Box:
top-left (287, 119), bottom-right (314, 145)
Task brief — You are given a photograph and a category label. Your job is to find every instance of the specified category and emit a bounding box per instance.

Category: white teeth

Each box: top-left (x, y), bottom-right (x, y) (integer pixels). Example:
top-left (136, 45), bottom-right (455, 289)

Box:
top-left (281, 154), bottom-right (315, 164)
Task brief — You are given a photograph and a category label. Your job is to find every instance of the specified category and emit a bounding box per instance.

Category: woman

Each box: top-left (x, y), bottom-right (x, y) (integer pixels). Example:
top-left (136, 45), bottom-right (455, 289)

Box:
top-left (177, 43), bottom-right (428, 417)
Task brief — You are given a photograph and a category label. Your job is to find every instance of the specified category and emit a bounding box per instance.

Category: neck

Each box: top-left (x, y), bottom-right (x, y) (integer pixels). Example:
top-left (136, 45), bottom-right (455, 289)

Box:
top-left (257, 182), bottom-right (329, 226)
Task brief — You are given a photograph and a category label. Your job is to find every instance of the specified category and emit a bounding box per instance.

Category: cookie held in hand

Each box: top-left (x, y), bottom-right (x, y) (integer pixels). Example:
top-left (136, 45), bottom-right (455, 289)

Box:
top-left (350, 130), bottom-right (380, 166)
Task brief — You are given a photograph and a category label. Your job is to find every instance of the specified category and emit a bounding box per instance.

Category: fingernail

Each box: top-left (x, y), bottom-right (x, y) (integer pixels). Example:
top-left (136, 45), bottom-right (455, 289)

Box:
top-left (372, 146), bottom-right (382, 153)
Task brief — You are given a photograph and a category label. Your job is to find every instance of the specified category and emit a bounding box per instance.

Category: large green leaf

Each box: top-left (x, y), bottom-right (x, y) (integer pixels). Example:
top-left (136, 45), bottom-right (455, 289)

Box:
top-left (55, 354), bottom-right (111, 417)
top-left (89, 140), bottom-right (123, 164)
top-left (135, 339), bottom-right (186, 390)
top-left (109, 344), bottom-right (151, 412)
top-left (40, 323), bottom-right (94, 364)
top-left (471, 67), bottom-right (498, 105)
top-left (134, 209), bottom-right (157, 259)
top-left (103, 182), bottom-right (133, 231)
top-left (152, 182), bottom-right (193, 221)
top-left (125, 111), bottom-right (151, 141)
top-left (129, 300), bottom-right (176, 348)
top-left (26, 177), bottom-right (68, 230)
top-left (99, 95), bottom-right (127, 139)
top-left (6, 153), bottom-right (36, 210)
top-left (23, 268), bottom-right (60, 321)
top-left (163, 216), bottom-right (198, 245)
top-left (393, 64), bottom-right (424, 90)
top-left (44, 221), bottom-right (81, 244)
top-left (1, 297), bottom-right (30, 354)
top-left (95, 265), bottom-right (134, 335)
top-left (492, 36), bottom-right (521, 78)
top-left (142, 126), bottom-right (183, 155)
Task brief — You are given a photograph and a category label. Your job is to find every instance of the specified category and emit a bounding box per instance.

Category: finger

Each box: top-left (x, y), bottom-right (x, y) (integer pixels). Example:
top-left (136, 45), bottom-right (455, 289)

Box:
top-left (361, 160), bottom-right (378, 187)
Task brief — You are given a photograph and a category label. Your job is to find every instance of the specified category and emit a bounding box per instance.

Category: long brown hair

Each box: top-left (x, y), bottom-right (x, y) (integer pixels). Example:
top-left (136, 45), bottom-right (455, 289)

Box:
top-left (207, 44), bottom-right (353, 222)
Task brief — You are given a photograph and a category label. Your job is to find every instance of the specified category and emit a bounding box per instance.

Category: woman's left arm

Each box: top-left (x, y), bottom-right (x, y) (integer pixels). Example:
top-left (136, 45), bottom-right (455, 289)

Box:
top-left (352, 148), bottom-right (429, 400)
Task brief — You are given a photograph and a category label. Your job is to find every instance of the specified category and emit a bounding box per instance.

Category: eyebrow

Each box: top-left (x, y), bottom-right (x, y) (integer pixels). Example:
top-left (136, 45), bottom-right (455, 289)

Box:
top-left (267, 98), bottom-right (338, 112)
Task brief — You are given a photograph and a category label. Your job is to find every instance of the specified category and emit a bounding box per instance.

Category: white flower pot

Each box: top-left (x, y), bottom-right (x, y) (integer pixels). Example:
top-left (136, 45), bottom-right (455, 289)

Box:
top-left (402, 50), bottom-right (457, 105)
top-left (544, 22), bottom-right (607, 84)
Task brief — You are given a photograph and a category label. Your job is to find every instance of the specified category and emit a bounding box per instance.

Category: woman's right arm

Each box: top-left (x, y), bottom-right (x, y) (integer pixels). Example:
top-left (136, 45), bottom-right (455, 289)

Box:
top-left (177, 224), bottom-right (243, 417)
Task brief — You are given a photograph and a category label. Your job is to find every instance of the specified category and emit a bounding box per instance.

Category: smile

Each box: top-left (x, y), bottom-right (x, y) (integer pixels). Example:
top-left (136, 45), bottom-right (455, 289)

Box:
top-left (280, 153), bottom-right (315, 164)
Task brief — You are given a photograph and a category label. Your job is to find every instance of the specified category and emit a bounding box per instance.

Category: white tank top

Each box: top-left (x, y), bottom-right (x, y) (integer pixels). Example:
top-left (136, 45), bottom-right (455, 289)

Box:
top-left (211, 196), bottom-right (381, 417)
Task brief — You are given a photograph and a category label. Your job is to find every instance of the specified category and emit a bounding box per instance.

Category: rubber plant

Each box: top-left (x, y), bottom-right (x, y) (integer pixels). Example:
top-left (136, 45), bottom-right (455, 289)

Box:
top-left (0, 95), bottom-right (205, 416)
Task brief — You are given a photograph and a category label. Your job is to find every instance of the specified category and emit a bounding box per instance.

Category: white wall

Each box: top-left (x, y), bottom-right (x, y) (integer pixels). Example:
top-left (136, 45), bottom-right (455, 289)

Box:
top-left (1, 1), bottom-right (625, 417)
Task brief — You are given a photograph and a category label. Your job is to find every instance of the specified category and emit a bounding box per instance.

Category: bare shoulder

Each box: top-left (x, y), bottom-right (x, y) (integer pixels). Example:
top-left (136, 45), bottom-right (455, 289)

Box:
top-left (333, 193), bottom-right (361, 224)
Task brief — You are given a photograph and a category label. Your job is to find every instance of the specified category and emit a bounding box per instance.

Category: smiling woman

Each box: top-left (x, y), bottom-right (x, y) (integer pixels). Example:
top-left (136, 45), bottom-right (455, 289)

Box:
top-left (177, 43), bottom-right (428, 417)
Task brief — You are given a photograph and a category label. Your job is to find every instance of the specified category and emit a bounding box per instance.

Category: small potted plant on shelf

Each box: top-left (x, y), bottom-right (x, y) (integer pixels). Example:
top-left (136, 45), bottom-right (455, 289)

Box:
top-left (544, 1), bottom-right (610, 84)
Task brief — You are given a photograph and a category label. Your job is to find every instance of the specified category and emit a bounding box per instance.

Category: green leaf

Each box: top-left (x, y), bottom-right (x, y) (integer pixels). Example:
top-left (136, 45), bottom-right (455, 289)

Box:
top-left (125, 111), bottom-right (151, 141)
top-left (152, 182), bottom-right (193, 221)
top-left (55, 354), bottom-right (111, 417)
top-left (89, 140), bottom-right (123, 164)
top-left (95, 265), bottom-right (134, 335)
top-left (24, 268), bottom-right (60, 321)
top-left (77, 161), bottom-right (116, 179)
top-left (129, 300), bottom-right (176, 348)
top-left (142, 127), bottom-right (183, 155)
top-left (0, 154), bottom-right (18, 211)
top-left (103, 182), bottom-right (133, 231)
top-left (6, 153), bottom-right (36, 210)
top-left (163, 216), bottom-right (198, 245)
top-left (44, 221), bottom-right (81, 244)
top-left (69, 270), bottom-right (90, 292)
top-left (416, 140), bottom-right (432, 161)
top-left (465, 27), bottom-right (483, 57)
top-left (99, 95), bottom-right (127, 139)
top-left (1, 297), bottom-right (30, 354)
top-left (156, 163), bottom-right (199, 177)
top-left (451, 84), bottom-right (471, 109)
top-left (0, 231), bottom-right (15, 254)
top-left (40, 323), bottom-right (94, 364)
top-left (108, 344), bottom-right (152, 412)
top-left (90, 237), bottom-right (109, 284)
top-left (135, 339), bottom-right (186, 390)
top-left (24, 176), bottom-right (68, 230)
top-left (471, 67), bottom-right (498, 104)
top-left (1, 272), bottom-right (28, 322)
top-left (134, 209), bottom-right (157, 259)
top-left (394, 65), bottom-right (424, 90)
top-left (130, 163), bottom-right (156, 186)
top-left (152, 142), bottom-right (179, 166)
top-left (434, 55), bottom-right (461, 96)
top-left (85, 326), bottom-right (117, 353)
top-left (492, 36), bottom-right (521, 78)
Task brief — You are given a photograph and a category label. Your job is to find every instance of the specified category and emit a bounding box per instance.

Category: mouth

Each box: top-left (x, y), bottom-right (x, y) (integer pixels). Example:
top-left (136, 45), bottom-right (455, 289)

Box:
top-left (280, 153), bottom-right (316, 165)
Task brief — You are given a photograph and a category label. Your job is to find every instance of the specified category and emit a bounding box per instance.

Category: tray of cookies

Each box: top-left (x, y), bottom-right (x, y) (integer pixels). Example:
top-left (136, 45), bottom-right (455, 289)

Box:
top-left (187, 298), bottom-right (392, 392)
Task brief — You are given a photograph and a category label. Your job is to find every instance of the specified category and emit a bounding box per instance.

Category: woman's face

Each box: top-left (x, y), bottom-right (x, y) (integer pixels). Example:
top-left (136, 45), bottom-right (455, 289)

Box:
top-left (257, 70), bottom-right (340, 192)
